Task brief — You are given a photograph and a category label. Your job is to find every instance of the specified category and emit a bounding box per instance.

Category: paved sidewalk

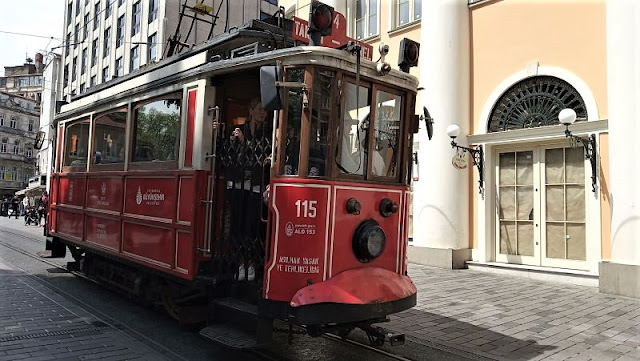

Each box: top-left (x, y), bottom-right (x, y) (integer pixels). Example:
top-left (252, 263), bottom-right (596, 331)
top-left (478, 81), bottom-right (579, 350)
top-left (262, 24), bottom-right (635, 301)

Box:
top-left (389, 264), bottom-right (640, 361)
top-left (0, 259), bottom-right (168, 361)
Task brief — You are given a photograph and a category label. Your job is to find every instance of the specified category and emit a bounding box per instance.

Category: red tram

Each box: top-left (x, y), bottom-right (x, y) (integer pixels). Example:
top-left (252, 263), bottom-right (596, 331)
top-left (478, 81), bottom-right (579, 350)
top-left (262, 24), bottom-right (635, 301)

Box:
top-left (43, 3), bottom-right (421, 348)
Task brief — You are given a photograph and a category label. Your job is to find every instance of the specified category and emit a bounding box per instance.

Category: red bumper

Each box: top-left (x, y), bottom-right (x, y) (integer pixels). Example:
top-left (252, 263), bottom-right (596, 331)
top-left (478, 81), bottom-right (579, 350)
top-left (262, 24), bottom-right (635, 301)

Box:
top-left (290, 267), bottom-right (416, 307)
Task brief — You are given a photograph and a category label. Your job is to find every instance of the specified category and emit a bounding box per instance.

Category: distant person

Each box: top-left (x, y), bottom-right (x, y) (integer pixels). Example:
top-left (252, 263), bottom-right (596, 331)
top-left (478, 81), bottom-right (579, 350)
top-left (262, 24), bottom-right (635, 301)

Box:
top-left (1, 197), bottom-right (9, 216)
top-left (11, 197), bottom-right (19, 219)
top-left (39, 191), bottom-right (49, 226)
top-left (22, 196), bottom-right (28, 216)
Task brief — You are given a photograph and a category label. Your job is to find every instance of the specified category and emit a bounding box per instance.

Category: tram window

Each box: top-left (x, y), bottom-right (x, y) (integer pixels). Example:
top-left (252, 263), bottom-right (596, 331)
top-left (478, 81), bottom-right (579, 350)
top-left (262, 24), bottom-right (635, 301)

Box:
top-left (283, 68), bottom-right (304, 176)
top-left (63, 120), bottom-right (90, 171)
top-left (372, 90), bottom-right (402, 178)
top-left (132, 94), bottom-right (181, 164)
top-left (308, 69), bottom-right (335, 177)
top-left (339, 82), bottom-right (371, 176)
top-left (92, 109), bottom-right (127, 166)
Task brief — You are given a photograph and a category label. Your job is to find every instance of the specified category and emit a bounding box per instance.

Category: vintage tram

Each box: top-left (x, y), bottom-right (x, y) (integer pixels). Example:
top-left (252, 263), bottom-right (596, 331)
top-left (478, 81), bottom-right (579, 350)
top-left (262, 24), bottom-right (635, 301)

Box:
top-left (44, 3), bottom-right (421, 348)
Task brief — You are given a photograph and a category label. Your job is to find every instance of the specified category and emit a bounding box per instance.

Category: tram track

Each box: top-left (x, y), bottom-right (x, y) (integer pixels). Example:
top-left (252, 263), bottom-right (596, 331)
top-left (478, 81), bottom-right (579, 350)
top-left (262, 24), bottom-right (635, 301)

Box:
top-left (0, 227), bottom-right (413, 361)
top-left (0, 233), bottom-right (193, 361)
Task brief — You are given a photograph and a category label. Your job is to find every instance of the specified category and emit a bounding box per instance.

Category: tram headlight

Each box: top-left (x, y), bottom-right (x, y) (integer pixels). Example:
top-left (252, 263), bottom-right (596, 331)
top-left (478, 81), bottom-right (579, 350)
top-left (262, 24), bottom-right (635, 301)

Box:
top-left (352, 219), bottom-right (386, 263)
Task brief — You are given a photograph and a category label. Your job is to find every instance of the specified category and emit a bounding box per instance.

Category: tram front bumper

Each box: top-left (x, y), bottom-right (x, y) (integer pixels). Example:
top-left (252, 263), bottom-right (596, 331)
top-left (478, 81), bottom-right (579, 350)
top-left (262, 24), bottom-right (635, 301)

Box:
top-left (288, 267), bottom-right (417, 325)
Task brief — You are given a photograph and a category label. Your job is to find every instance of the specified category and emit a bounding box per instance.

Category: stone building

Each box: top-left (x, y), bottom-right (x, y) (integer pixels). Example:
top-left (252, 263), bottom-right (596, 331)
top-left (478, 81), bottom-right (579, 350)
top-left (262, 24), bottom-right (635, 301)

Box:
top-left (0, 92), bottom-right (39, 198)
top-left (0, 54), bottom-right (45, 104)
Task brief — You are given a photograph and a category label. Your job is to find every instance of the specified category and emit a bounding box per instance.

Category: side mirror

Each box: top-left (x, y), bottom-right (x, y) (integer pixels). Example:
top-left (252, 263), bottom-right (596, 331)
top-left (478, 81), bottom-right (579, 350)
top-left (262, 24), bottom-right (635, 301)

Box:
top-left (422, 107), bottom-right (434, 140)
top-left (260, 65), bottom-right (283, 112)
top-left (34, 131), bottom-right (46, 150)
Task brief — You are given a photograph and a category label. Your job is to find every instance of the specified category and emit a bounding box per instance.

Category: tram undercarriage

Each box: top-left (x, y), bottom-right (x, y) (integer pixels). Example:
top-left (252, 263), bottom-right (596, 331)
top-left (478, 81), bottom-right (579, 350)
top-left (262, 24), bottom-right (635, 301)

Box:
top-left (48, 235), bottom-right (410, 348)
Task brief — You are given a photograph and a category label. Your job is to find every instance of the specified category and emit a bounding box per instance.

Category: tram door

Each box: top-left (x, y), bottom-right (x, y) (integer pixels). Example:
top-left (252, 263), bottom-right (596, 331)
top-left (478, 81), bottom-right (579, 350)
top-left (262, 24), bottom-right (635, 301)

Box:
top-left (209, 78), bottom-right (272, 284)
top-left (495, 144), bottom-right (589, 270)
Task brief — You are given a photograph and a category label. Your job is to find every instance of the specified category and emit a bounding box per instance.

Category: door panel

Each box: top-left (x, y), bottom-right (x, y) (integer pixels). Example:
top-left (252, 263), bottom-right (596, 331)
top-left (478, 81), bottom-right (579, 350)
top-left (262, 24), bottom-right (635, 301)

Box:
top-left (541, 147), bottom-right (587, 268)
top-left (496, 145), bottom-right (588, 270)
top-left (496, 150), bottom-right (537, 264)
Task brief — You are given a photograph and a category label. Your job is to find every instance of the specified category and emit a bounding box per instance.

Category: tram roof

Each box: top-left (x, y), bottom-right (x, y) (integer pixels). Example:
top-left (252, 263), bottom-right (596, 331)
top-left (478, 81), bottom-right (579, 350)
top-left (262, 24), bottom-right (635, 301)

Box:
top-left (57, 18), bottom-right (418, 120)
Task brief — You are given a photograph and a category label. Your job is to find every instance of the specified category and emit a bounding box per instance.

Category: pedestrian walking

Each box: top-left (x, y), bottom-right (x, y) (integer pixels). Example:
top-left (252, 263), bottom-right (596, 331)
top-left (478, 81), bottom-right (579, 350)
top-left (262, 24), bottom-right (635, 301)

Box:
top-left (11, 197), bottom-right (19, 219)
top-left (40, 191), bottom-right (49, 226)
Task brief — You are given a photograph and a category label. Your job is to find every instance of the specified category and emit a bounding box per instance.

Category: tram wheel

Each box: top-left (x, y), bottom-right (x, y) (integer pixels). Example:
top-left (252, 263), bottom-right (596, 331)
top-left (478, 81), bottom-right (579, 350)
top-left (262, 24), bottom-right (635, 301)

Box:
top-left (160, 284), bottom-right (180, 320)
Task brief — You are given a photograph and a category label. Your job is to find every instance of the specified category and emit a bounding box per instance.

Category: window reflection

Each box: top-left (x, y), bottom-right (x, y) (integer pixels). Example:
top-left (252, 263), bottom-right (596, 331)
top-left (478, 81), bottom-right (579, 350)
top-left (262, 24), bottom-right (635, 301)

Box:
top-left (133, 94), bottom-right (181, 163)
top-left (64, 120), bottom-right (90, 170)
top-left (339, 82), bottom-right (370, 176)
top-left (372, 90), bottom-right (402, 177)
top-left (284, 68), bottom-right (304, 175)
top-left (93, 110), bottom-right (127, 165)
top-left (308, 69), bottom-right (335, 177)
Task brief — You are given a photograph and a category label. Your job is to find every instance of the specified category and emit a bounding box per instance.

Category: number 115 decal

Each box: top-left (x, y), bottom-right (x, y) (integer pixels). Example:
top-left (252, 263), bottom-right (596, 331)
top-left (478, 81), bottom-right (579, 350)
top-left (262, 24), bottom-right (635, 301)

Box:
top-left (295, 200), bottom-right (317, 218)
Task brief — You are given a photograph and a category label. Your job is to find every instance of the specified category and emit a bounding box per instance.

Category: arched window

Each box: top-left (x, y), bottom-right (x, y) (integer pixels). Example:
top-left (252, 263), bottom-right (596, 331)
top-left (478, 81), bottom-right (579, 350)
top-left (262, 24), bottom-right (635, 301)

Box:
top-left (488, 76), bottom-right (587, 133)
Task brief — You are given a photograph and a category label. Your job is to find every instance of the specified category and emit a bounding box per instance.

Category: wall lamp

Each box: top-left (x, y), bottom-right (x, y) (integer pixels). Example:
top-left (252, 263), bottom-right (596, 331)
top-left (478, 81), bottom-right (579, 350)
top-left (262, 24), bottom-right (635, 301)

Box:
top-left (446, 124), bottom-right (484, 195)
top-left (558, 108), bottom-right (597, 193)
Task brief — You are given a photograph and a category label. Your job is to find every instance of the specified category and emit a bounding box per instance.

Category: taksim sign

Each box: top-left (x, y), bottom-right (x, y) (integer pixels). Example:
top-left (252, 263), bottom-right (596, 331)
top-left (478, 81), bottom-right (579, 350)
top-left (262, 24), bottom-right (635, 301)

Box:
top-left (293, 13), bottom-right (373, 61)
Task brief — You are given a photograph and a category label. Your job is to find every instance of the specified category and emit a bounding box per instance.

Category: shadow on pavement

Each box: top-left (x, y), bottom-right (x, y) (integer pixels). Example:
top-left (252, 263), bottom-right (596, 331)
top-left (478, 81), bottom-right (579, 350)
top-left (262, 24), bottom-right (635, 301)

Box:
top-left (389, 308), bottom-right (556, 360)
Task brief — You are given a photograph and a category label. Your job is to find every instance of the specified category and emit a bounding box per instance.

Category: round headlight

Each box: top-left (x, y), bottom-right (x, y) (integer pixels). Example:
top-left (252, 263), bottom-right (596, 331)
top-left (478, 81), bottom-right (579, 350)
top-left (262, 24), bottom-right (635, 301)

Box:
top-left (352, 219), bottom-right (386, 263)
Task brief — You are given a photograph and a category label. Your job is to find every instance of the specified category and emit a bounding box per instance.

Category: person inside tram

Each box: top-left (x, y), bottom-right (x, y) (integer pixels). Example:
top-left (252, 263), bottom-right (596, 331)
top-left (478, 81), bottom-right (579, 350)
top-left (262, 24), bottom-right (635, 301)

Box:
top-left (217, 97), bottom-right (271, 281)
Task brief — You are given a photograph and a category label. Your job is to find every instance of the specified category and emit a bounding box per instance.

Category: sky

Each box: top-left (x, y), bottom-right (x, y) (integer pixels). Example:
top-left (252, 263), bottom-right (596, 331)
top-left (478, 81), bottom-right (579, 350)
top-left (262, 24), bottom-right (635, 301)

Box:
top-left (0, 1), bottom-right (65, 76)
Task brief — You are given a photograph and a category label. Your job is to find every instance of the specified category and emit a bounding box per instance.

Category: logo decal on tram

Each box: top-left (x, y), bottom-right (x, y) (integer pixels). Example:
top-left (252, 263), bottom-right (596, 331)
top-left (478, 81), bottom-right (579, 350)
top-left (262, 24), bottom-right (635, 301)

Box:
top-left (285, 221), bottom-right (294, 237)
top-left (135, 186), bottom-right (143, 205)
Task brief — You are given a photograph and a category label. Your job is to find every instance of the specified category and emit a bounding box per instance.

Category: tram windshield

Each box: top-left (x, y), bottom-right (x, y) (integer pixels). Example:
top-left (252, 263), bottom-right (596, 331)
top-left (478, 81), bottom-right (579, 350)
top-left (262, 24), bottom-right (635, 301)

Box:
top-left (274, 65), bottom-right (409, 184)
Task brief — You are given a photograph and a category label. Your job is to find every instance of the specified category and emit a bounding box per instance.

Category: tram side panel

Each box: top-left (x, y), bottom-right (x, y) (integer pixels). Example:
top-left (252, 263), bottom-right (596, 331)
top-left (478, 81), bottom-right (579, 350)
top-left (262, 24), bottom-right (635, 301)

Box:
top-left (50, 170), bottom-right (210, 280)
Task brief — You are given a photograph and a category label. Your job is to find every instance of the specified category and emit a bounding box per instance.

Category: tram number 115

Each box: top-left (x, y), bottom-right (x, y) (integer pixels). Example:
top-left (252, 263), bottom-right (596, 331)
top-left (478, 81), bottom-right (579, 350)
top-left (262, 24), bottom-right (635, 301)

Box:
top-left (295, 200), bottom-right (317, 218)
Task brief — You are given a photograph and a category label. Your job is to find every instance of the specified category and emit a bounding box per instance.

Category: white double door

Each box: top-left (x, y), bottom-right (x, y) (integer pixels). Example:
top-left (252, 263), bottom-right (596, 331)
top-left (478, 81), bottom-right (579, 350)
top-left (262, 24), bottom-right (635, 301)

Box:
top-left (495, 143), bottom-right (588, 270)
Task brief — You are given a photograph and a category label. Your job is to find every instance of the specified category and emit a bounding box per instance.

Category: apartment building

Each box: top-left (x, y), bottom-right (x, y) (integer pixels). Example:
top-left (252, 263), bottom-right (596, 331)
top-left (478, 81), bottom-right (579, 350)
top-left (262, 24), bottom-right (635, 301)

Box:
top-left (61, 0), bottom-right (279, 99)
top-left (0, 92), bottom-right (39, 197)
top-left (0, 54), bottom-right (45, 105)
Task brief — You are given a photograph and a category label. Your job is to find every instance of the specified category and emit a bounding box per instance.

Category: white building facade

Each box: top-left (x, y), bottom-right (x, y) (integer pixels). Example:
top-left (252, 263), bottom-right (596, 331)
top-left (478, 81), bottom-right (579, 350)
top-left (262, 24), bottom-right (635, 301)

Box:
top-left (61, 0), bottom-right (279, 98)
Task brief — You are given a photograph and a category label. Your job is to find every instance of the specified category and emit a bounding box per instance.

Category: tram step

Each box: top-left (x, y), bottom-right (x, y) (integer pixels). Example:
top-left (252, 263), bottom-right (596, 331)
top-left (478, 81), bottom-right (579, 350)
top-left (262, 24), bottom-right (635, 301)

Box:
top-left (213, 297), bottom-right (258, 317)
top-left (200, 324), bottom-right (268, 349)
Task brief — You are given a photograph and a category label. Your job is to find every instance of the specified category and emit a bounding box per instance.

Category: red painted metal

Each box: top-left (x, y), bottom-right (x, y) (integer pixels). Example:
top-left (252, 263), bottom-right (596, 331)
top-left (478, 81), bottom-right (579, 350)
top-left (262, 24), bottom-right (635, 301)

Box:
top-left (85, 215), bottom-right (120, 251)
top-left (264, 178), bottom-right (410, 304)
top-left (58, 177), bottom-right (87, 207)
top-left (330, 186), bottom-right (402, 277)
top-left (50, 170), bottom-right (209, 280)
top-left (290, 267), bottom-right (416, 307)
top-left (184, 89), bottom-right (197, 168)
top-left (57, 126), bottom-right (63, 171)
top-left (292, 13), bottom-right (373, 60)
top-left (265, 182), bottom-right (331, 302)
top-left (86, 177), bottom-right (123, 212)
top-left (124, 177), bottom-right (177, 220)
top-left (123, 222), bottom-right (174, 267)
top-left (178, 177), bottom-right (194, 223)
